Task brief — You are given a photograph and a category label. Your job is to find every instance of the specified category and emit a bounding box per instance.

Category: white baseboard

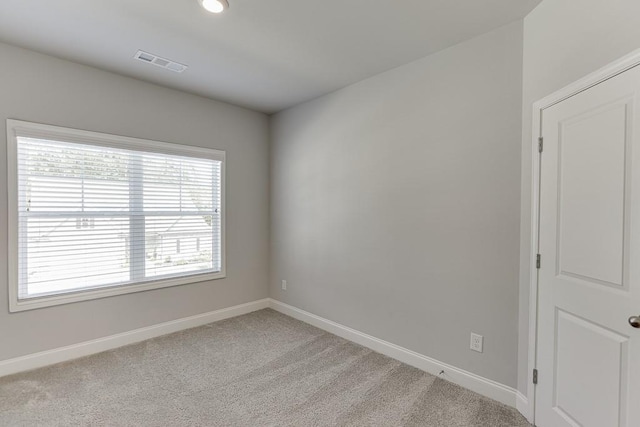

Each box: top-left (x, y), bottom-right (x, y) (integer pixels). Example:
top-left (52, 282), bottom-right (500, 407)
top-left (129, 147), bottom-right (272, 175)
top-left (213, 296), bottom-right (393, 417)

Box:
top-left (1, 296), bottom-right (523, 412)
top-left (516, 391), bottom-right (533, 423)
top-left (269, 298), bottom-right (518, 408)
top-left (0, 298), bottom-right (270, 378)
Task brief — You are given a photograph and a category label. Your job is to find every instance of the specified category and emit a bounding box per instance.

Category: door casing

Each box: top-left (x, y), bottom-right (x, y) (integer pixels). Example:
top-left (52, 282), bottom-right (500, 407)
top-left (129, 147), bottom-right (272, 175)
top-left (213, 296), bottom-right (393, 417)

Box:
top-left (524, 48), bottom-right (640, 425)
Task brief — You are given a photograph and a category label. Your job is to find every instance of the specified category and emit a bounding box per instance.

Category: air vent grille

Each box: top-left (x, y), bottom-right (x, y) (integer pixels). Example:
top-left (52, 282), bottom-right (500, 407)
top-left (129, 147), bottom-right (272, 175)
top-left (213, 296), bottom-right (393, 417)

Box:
top-left (134, 50), bottom-right (188, 73)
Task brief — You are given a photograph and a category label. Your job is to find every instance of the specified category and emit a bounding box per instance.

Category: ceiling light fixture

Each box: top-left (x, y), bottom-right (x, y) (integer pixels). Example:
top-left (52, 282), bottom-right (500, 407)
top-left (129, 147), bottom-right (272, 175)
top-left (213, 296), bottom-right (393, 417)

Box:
top-left (199, 0), bottom-right (229, 14)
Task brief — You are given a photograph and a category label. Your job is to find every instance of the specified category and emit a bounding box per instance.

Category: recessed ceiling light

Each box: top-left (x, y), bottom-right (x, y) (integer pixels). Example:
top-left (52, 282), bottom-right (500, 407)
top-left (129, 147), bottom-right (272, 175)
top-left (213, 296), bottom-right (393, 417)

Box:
top-left (199, 0), bottom-right (229, 14)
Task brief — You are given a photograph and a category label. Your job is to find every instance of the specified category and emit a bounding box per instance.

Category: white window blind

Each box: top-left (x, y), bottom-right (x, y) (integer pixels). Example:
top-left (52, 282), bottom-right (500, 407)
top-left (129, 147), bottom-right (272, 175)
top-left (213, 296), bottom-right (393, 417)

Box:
top-left (7, 120), bottom-right (225, 311)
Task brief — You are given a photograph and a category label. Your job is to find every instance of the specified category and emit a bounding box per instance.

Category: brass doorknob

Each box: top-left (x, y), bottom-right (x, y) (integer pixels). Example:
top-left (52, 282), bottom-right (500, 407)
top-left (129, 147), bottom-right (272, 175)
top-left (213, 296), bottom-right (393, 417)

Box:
top-left (630, 316), bottom-right (640, 328)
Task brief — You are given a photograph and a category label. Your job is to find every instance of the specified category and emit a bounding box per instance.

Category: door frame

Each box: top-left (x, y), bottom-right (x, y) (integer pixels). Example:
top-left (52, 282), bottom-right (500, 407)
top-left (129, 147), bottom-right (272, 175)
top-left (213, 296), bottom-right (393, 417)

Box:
top-left (524, 48), bottom-right (640, 425)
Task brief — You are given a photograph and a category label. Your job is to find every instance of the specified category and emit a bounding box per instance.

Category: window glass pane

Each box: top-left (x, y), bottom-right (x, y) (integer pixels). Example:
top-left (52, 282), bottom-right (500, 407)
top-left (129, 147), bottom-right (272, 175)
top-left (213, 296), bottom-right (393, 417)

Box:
top-left (20, 138), bottom-right (130, 213)
top-left (23, 217), bottom-right (130, 298)
top-left (15, 133), bottom-right (223, 302)
top-left (145, 215), bottom-right (215, 278)
top-left (142, 153), bottom-right (216, 213)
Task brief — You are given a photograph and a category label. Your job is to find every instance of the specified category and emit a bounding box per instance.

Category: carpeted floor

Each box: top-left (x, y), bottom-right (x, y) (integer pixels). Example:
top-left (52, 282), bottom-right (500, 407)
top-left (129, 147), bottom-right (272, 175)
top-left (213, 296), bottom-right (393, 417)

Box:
top-left (0, 309), bottom-right (531, 426)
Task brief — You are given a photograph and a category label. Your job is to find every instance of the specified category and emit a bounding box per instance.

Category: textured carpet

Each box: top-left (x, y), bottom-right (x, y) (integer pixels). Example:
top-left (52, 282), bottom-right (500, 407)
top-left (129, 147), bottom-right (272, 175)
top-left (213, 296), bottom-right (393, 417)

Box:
top-left (0, 309), bottom-right (531, 426)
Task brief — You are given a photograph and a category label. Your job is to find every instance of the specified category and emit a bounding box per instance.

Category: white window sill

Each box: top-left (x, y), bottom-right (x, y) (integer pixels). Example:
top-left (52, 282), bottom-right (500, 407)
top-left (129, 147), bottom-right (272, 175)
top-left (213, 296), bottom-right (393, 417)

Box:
top-left (9, 271), bottom-right (226, 313)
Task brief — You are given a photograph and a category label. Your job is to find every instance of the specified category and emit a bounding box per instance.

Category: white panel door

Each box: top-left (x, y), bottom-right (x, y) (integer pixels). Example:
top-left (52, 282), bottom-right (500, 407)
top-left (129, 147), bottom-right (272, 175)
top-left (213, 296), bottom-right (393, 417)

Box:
top-left (536, 65), bottom-right (640, 426)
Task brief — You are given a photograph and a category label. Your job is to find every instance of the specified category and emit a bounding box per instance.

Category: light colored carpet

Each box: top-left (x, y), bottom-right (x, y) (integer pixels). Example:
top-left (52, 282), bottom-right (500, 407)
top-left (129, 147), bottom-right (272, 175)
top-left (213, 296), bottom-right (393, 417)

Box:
top-left (0, 309), bottom-right (531, 426)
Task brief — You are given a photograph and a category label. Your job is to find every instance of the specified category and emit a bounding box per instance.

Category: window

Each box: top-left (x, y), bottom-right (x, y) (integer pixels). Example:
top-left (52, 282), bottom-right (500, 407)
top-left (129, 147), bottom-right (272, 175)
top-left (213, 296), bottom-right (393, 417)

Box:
top-left (7, 120), bottom-right (225, 312)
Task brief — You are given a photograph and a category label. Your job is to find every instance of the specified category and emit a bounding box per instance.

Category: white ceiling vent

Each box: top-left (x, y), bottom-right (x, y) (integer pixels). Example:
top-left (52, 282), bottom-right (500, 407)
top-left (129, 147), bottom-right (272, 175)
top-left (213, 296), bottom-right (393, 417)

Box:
top-left (134, 50), bottom-right (188, 73)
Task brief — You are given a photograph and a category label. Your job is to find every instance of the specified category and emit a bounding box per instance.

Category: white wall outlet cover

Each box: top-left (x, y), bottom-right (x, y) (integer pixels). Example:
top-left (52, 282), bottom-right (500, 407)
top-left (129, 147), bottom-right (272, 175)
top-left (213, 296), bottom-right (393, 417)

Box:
top-left (281, 280), bottom-right (287, 291)
top-left (470, 333), bottom-right (484, 353)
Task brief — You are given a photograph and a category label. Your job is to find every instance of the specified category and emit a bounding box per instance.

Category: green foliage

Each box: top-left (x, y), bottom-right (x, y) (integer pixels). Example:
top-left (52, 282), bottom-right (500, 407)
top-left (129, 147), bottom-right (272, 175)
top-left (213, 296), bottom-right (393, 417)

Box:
top-left (26, 146), bottom-right (128, 180)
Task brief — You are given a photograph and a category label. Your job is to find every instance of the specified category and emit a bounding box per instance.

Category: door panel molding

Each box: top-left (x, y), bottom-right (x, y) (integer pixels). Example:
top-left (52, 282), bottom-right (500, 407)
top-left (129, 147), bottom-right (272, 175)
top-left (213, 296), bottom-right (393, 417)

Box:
top-left (556, 100), bottom-right (630, 289)
top-left (553, 308), bottom-right (629, 427)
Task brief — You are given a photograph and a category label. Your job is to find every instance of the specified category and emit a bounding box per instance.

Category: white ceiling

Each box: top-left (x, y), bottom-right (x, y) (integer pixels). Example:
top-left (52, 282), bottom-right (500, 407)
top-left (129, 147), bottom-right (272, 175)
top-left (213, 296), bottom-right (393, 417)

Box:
top-left (0, 0), bottom-right (540, 113)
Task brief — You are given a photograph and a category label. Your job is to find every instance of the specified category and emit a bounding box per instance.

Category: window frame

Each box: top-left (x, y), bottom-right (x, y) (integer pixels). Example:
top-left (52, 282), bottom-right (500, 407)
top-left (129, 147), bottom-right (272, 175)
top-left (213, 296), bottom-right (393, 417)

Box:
top-left (7, 119), bottom-right (226, 312)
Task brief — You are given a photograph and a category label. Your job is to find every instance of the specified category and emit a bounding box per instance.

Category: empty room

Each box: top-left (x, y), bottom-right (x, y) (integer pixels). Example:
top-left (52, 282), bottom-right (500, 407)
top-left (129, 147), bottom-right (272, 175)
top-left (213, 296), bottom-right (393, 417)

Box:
top-left (0, 1), bottom-right (639, 426)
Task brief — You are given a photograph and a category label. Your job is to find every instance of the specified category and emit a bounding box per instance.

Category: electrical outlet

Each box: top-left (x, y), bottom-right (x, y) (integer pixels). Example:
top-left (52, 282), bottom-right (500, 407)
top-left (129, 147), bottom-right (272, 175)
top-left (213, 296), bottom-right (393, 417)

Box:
top-left (470, 333), bottom-right (483, 353)
top-left (281, 280), bottom-right (287, 291)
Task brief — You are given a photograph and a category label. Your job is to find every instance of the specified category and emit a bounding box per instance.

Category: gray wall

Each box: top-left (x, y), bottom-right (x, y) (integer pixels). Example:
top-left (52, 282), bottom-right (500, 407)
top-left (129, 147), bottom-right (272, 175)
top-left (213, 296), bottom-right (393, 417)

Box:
top-left (11, 1), bottom-right (636, 393)
top-left (517, 0), bottom-right (640, 395)
top-left (0, 42), bottom-right (270, 362)
top-left (270, 22), bottom-right (523, 387)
